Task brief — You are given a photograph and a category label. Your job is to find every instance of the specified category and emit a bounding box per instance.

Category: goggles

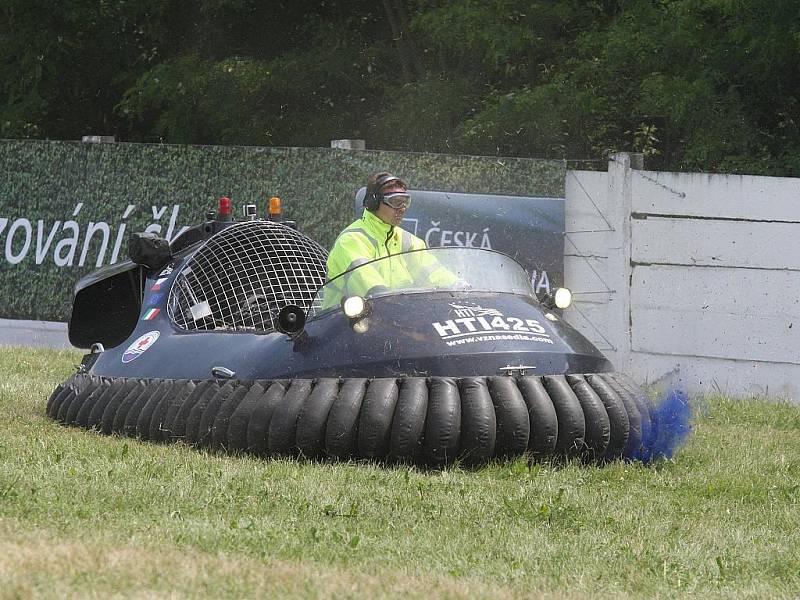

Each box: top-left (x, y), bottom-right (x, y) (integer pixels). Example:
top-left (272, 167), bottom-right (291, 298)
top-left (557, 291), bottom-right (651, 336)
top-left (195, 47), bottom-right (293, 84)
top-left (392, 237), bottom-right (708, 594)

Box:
top-left (381, 192), bottom-right (411, 210)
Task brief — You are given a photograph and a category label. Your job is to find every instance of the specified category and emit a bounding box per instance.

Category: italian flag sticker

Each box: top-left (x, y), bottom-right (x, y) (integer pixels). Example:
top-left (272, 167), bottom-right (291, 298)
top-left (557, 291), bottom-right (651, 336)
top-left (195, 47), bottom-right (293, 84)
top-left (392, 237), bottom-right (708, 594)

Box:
top-left (142, 308), bottom-right (160, 321)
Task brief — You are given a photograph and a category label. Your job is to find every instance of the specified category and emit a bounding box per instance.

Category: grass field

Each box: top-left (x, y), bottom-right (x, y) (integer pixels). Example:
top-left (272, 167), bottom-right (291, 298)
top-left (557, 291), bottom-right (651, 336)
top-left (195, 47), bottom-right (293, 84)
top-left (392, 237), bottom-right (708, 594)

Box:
top-left (0, 348), bottom-right (798, 599)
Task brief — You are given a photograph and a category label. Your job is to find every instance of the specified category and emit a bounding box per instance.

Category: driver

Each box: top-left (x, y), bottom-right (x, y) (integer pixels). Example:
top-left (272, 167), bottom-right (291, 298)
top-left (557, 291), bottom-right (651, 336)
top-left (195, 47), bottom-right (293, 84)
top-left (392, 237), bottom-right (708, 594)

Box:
top-left (324, 172), bottom-right (454, 306)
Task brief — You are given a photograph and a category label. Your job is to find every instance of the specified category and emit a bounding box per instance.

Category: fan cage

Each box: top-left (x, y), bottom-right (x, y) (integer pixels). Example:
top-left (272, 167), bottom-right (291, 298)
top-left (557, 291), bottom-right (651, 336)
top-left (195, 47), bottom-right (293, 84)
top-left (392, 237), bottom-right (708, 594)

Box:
top-left (167, 221), bottom-right (328, 333)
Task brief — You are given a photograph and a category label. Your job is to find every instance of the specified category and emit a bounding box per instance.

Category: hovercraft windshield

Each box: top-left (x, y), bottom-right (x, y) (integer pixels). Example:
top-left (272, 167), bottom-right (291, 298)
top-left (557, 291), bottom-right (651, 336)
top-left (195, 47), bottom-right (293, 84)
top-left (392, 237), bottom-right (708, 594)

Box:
top-left (310, 247), bottom-right (535, 316)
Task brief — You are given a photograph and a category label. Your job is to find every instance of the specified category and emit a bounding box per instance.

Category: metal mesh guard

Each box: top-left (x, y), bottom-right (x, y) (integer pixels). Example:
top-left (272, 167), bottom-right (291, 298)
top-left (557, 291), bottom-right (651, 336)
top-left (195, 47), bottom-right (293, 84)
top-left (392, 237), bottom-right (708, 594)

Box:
top-left (167, 221), bottom-right (328, 333)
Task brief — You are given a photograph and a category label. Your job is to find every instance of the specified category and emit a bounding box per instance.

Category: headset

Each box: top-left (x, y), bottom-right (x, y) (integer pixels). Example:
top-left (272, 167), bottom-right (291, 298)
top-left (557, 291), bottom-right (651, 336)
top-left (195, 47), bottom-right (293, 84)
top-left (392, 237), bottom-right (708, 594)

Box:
top-left (364, 172), bottom-right (405, 211)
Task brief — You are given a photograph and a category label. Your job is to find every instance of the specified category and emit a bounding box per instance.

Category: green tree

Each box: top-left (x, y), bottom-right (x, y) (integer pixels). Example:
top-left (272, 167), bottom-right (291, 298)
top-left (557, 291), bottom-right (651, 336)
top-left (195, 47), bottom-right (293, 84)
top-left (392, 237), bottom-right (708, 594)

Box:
top-left (2, 0), bottom-right (799, 175)
top-left (0, 0), bottom-right (178, 139)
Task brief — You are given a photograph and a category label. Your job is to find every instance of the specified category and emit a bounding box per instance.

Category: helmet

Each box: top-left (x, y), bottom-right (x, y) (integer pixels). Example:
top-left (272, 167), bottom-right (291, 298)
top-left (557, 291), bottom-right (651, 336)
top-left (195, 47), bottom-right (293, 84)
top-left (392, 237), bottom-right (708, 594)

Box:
top-left (364, 172), bottom-right (408, 211)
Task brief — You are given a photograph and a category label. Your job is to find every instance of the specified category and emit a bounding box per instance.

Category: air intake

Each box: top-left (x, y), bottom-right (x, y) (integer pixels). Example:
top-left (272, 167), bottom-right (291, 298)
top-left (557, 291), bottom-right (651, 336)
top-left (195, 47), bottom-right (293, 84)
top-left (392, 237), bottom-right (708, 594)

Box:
top-left (167, 221), bottom-right (328, 333)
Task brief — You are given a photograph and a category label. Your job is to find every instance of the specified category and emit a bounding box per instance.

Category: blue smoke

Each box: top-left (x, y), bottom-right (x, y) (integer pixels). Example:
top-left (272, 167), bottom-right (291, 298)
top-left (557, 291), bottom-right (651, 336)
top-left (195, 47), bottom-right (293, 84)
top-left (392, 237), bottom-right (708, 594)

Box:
top-left (633, 388), bottom-right (693, 464)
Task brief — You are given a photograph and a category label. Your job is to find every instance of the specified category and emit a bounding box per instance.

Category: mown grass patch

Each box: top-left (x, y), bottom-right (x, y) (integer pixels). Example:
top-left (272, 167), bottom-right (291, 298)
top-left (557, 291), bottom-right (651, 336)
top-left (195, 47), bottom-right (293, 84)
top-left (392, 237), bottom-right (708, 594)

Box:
top-left (0, 348), bottom-right (798, 599)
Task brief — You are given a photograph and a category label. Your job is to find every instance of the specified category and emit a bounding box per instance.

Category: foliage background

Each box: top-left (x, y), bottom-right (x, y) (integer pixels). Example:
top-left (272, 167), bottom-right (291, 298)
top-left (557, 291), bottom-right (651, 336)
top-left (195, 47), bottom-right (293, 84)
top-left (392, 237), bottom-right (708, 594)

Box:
top-left (1, 0), bottom-right (798, 176)
top-left (0, 139), bottom-right (564, 321)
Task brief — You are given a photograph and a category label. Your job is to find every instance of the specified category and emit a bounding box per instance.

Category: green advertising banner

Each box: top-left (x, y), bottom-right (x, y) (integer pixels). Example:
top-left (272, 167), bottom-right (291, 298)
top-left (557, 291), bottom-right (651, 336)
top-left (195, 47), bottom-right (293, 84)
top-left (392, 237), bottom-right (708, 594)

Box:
top-left (0, 140), bottom-right (565, 321)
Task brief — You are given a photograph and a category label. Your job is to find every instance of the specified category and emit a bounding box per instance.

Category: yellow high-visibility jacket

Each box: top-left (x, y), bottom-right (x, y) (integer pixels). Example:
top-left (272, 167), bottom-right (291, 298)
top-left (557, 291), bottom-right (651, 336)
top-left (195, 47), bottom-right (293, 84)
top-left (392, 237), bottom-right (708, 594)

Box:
top-left (323, 209), bottom-right (454, 308)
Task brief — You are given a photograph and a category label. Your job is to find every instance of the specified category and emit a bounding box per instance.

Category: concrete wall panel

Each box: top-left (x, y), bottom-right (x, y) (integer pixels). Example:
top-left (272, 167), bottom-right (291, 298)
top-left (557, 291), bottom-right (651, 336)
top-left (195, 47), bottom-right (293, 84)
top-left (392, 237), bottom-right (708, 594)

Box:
top-left (629, 353), bottom-right (799, 399)
top-left (631, 264), bottom-right (800, 317)
top-left (564, 257), bottom-right (614, 295)
top-left (631, 264), bottom-right (799, 363)
top-left (632, 218), bottom-right (800, 269)
top-left (631, 171), bottom-right (800, 222)
top-left (564, 302), bottom-right (619, 353)
top-left (565, 170), bottom-right (611, 231)
top-left (631, 306), bottom-right (798, 364)
top-left (565, 158), bottom-right (800, 398)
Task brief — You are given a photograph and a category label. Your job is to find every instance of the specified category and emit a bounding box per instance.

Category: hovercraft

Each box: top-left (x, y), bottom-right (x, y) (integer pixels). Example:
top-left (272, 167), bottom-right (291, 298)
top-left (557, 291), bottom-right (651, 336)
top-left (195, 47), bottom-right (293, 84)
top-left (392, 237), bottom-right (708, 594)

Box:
top-left (47, 200), bottom-right (658, 467)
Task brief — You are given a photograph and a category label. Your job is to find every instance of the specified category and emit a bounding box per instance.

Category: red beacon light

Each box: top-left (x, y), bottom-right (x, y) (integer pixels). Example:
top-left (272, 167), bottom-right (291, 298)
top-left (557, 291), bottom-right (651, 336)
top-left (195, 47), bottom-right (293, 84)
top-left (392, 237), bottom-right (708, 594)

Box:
top-left (217, 196), bottom-right (233, 221)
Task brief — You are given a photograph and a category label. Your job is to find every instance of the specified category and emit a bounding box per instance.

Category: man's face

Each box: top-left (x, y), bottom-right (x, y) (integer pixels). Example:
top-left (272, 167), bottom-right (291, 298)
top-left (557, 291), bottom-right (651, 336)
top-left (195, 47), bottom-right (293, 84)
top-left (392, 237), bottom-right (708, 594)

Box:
top-left (374, 181), bottom-right (410, 226)
top-left (375, 200), bottom-right (407, 226)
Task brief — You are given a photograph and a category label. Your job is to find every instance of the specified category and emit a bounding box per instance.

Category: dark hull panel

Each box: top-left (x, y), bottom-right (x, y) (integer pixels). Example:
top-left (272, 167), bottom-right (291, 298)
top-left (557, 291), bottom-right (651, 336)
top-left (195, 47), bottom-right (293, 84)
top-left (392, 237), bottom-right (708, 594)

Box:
top-left (86, 291), bottom-right (612, 380)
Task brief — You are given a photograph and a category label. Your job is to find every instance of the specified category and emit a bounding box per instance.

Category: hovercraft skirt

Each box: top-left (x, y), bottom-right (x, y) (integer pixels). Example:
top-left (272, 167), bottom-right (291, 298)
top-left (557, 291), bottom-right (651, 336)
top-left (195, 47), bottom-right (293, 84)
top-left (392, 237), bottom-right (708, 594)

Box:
top-left (46, 374), bottom-right (653, 466)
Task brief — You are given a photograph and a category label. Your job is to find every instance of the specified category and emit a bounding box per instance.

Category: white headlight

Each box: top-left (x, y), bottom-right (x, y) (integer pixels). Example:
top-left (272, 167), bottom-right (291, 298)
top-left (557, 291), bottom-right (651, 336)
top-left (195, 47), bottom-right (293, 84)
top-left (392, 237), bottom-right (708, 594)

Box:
top-left (342, 295), bottom-right (366, 318)
top-left (554, 287), bottom-right (572, 309)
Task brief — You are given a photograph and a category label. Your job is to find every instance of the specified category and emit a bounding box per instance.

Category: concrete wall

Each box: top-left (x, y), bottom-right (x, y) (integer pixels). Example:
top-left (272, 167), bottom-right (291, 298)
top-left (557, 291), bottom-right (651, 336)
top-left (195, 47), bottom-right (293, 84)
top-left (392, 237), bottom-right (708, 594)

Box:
top-left (565, 153), bottom-right (800, 399)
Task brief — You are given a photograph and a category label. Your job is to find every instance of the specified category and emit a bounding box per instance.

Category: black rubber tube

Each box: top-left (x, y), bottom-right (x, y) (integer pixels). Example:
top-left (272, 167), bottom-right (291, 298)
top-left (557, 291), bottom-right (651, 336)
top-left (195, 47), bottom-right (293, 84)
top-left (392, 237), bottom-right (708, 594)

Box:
top-left (610, 373), bottom-right (654, 421)
top-left (52, 378), bottom-right (80, 423)
top-left (78, 379), bottom-right (116, 428)
top-left (63, 380), bottom-right (93, 425)
top-left (296, 378), bottom-right (340, 459)
top-left (148, 380), bottom-right (187, 442)
top-left (210, 384), bottom-right (251, 450)
top-left (606, 373), bottom-right (654, 450)
top-left (423, 377), bottom-right (461, 466)
top-left (487, 377), bottom-right (530, 459)
top-left (72, 378), bottom-right (110, 427)
top-left (101, 381), bottom-right (142, 435)
top-left (121, 383), bottom-right (155, 437)
top-left (458, 377), bottom-right (496, 466)
top-left (89, 379), bottom-right (135, 431)
top-left (184, 382), bottom-right (222, 445)
top-left (388, 378), bottom-right (428, 462)
top-left (58, 377), bottom-right (96, 424)
top-left (156, 380), bottom-right (197, 442)
top-left (543, 375), bottom-right (586, 458)
top-left (566, 374), bottom-right (611, 459)
top-left (584, 374), bottom-right (629, 459)
top-left (64, 381), bottom-right (94, 425)
top-left (135, 380), bottom-right (173, 440)
top-left (226, 382), bottom-right (267, 452)
top-left (325, 378), bottom-right (368, 460)
top-left (597, 374), bottom-right (642, 459)
top-left (268, 379), bottom-right (314, 455)
top-left (516, 376), bottom-right (558, 458)
top-left (194, 382), bottom-right (236, 447)
top-left (49, 378), bottom-right (81, 421)
top-left (46, 380), bottom-right (69, 419)
top-left (169, 380), bottom-right (215, 442)
top-left (357, 379), bottom-right (399, 460)
top-left (245, 381), bottom-right (286, 454)
top-left (195, 381), bottom-right (238, 448)
top-left (48, 384), bottom-right (75, 421)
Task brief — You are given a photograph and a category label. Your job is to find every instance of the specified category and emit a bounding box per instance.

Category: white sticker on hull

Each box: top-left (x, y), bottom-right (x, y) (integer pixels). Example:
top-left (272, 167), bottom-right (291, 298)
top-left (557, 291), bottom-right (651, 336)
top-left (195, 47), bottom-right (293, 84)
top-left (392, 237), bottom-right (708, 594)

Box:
top-left (431, 303), bottom-right (553, 345)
